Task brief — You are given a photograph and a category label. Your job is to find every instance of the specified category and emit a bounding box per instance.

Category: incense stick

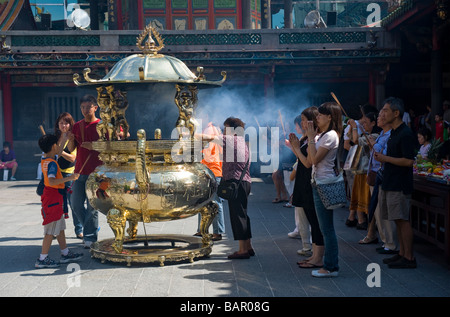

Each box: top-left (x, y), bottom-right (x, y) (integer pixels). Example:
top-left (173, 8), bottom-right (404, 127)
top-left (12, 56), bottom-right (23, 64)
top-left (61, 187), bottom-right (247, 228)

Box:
top-left (331, 92), bottom-right (373, 150)
top-left (358, 105), bottom-right (374, 151)
top-left (67, 153), bottom-right (92, 193)
top-left (278, 110), bottom-right (286, 138)
top-left (254, 116), bottom-right (261, 128)
top-left (330, 92), bottom-right (349, 118)
top-left (39, 125), bottom-right (46, 135)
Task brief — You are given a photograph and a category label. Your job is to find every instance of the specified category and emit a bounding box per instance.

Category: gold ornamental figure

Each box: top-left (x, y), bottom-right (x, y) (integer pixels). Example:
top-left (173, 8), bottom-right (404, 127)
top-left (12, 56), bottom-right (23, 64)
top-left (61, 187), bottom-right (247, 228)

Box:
top-left (175, 84), bottom-right (199, 139)
top-left (73, 25), bottom-right (226, 266)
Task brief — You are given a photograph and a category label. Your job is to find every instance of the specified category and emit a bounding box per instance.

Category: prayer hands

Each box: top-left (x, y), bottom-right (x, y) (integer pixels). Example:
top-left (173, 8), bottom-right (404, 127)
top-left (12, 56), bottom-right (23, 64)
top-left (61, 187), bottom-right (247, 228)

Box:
top-left (305, 121), bottom-right (317, 141)
top-left (288, 133), bottom-right (300, 151)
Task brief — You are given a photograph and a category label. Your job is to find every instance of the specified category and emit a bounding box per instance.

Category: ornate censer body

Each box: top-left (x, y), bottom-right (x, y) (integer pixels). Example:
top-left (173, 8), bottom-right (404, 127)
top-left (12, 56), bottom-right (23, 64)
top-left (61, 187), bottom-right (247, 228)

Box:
top-left (74, 25), bottom-right (226, 266)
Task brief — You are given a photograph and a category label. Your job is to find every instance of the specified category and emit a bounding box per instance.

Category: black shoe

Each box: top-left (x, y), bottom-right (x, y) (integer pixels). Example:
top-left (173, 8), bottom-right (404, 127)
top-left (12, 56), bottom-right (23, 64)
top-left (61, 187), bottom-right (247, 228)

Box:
top-left (383, 254), bottom-right (402, 264)
top-left (212, 234), bottom-right (222, 241)
top-left (345, 219), bottom-right (357, 227)
top-left (356, 222), bottom-right (368, 230)
top-left (377, 247), bottom-right (399, 254)
top-left (388, 256), bottom-right (417, 269)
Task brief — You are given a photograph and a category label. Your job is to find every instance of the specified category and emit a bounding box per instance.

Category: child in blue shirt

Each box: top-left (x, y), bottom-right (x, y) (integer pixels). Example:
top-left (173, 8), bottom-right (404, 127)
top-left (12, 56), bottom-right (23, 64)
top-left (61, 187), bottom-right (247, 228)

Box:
top-left (35, 134), bottom-right (82, 268)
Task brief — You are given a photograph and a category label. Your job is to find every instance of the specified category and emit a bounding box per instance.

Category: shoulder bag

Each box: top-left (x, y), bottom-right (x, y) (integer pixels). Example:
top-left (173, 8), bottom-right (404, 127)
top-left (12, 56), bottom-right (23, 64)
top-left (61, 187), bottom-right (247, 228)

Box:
top-left (312, 148), bottom-right (347, 210)
top-left (217, 158), bottom-right (249, 200)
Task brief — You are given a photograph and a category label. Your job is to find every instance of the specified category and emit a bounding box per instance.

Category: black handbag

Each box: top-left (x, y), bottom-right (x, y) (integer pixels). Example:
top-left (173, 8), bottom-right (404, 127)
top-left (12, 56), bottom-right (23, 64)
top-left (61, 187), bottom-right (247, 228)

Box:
top-left (217, 159), bottom-right (249, 200)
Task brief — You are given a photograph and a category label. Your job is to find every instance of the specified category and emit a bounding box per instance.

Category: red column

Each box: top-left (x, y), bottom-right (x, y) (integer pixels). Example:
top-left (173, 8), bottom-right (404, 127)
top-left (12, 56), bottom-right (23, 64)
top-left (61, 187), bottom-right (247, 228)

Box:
top-left (236, 0), bottom-right (242, 29)
top-left (1, 74), bottom-right (13, 146)
top-left (208, 0), bottom-right (214, 29)
top-left (166, 0), bottom-right (172, 30)
top-left (137, 0), bottom-right (144, 30)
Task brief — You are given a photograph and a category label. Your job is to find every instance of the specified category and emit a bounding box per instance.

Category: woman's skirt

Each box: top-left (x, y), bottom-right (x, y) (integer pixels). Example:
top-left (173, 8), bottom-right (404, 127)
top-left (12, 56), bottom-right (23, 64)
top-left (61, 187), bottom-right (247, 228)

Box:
top-left (349, 173), bottom-right (371, 214)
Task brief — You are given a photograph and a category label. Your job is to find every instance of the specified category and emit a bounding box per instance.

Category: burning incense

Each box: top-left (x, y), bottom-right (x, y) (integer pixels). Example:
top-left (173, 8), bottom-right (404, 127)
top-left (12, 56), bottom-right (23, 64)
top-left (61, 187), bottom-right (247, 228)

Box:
top-left (254, 116), bottom-right (261, 128)
top-left (330, 92), bottom-right (349, 118)
top-left (39, 125), bottom-right (46, 135)
top-left (278, 110), bottom-right (286, 138)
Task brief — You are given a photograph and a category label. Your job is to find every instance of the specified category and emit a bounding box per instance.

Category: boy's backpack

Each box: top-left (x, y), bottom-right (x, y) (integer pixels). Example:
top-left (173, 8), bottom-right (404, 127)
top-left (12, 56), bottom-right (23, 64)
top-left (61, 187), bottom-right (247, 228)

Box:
top-left (36, 177), bottom-right (44, 196)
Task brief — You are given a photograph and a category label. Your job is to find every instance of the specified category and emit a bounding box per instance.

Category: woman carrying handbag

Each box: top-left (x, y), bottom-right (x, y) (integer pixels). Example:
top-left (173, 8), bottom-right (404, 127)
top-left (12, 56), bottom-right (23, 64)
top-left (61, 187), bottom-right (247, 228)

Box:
top-left (306, 102), bottom-right (343, 278)
top-left (198, 117), bottom-right (253, 259)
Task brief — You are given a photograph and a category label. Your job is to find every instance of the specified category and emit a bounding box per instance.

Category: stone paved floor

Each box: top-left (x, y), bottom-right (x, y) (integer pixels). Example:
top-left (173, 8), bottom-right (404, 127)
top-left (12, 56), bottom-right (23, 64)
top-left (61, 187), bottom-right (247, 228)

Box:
top-left (0, 179), bottom-right (449, 299)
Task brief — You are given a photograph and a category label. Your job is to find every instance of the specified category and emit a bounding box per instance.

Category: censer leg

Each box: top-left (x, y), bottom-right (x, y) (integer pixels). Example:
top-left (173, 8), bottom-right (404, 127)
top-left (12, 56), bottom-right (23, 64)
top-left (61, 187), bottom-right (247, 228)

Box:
top-left (199, 201), bottom-right (219, 247)
top-left (107, 208), bottom-right (127, 253)
top-left (127, 220), bottom-right (138, 240)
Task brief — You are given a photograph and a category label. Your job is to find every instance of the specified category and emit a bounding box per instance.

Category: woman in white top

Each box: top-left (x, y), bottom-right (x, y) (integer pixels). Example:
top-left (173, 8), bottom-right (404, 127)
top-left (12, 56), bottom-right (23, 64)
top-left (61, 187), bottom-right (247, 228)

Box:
top-left (306, 102), bottom-right (342, 278)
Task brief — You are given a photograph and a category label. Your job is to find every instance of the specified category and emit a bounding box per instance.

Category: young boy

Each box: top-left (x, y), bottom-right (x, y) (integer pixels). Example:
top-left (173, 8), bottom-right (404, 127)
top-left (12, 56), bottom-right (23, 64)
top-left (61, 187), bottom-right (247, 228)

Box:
top-left (36, 134), bottom-right (82, 268)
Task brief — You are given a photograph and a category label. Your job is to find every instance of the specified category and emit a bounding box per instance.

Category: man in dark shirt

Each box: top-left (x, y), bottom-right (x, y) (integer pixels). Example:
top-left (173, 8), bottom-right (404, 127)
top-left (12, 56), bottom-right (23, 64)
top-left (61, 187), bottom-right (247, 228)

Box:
top-left (374, 97), bottom-right (416, 269)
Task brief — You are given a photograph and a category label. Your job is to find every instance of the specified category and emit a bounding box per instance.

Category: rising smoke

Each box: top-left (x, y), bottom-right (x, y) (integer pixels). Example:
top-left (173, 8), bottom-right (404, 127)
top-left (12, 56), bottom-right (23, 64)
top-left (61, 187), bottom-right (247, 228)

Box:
top-left (123, 82), bottom-right (314, 174)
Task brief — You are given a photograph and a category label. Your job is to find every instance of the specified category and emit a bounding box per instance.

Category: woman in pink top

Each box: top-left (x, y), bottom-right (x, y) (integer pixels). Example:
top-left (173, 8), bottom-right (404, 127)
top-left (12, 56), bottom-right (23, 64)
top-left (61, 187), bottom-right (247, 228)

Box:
top-left (200, 117), bottom-right (253, 259)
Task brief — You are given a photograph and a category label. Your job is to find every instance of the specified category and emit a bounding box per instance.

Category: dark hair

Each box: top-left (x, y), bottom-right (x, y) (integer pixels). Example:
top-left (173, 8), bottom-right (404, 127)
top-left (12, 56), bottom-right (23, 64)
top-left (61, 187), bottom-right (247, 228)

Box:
top-left (301, 106), bottom-right (319, 126)
top-left (383, 97), bottom-right (405, 117)
top-left (3, 141), bottom-right (10, 148)
top-left (364, 111), bottom-right (382, 134)
top-left (223, 117), bottom-right (245, 129)
top-left (38, 134), bottom-right (58, 154)
top-left (365, 112), bottom-right (378, 123)
top-left (80, 94), bottom-right (97, 106)
top-left (298, 107), bottom-right (319, 141)
top-left (418, 127), bottom-right (432, 142)
top-left (361, 103), bottom-right (378, 116)
top-left (54, 112), bottom-right (75, 139)
top-left (318, 102), bottom-right (343, 138)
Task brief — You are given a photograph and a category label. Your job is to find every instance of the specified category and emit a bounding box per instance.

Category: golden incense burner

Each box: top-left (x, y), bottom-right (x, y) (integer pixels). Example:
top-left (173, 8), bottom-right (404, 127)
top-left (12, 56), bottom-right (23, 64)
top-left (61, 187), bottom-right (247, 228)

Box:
top-left (73, 25), bottom-right (226, 266)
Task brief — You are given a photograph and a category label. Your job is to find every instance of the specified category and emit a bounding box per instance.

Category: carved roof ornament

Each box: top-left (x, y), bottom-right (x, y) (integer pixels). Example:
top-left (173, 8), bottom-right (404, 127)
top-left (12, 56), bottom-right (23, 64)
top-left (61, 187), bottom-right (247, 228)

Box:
top-left (136, 25), bottom-right (165, 55)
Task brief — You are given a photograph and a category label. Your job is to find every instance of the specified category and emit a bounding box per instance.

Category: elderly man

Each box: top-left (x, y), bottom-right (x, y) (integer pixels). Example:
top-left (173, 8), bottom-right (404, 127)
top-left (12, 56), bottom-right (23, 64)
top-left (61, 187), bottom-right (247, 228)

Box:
top-left (374, 97), bottom-right (416, 269)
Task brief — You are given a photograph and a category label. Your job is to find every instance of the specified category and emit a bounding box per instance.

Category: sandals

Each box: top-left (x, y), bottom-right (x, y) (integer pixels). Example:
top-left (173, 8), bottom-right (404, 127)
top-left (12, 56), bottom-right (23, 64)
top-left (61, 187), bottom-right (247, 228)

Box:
top-left (228, 249), bottom-right (255, 259)
top-left (298, 261), bottom-right (323, 269)
top-left (228, 251), bottom-right (250, 259)
top-left (359, 236), bottom-right (379, 244)
top-left (345, 218), bottom-right (357, 227)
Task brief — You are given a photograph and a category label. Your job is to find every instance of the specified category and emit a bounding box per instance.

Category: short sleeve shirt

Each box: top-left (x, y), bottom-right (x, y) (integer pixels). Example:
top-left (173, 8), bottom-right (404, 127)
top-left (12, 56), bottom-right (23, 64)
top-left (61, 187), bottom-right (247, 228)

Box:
top-left (47, 160), bottom-right (58, 178)
top-left (221, 135), bottom-right (251, 183)
top-left (381, 123), bottom-right (415, 194)
top-left (72, 119), bottom-right (103, 175)
top-left (313, 130), bottom-right (339, 180)
top-left (369, 129), bottom-right (391, 172)
top-left (0, 149), bottom-right (15, 162)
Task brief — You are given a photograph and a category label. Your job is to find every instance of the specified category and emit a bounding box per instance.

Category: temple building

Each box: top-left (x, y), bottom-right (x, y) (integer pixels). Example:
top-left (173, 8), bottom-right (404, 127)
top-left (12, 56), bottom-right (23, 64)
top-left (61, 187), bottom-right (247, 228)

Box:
top-left (0, 0), bottom-right (448, 179)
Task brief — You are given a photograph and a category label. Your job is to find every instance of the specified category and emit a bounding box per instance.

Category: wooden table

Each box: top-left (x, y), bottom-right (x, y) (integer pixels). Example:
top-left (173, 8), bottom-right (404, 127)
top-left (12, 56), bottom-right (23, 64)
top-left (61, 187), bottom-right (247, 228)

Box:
top-left (411, 175), bottom-right (450, 263)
